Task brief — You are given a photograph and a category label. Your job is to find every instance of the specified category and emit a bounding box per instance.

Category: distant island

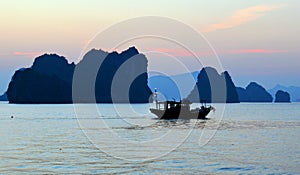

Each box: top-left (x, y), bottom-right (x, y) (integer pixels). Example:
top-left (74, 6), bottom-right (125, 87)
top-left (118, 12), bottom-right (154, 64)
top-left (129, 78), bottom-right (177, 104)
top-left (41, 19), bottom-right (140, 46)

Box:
top-left (268, 85), bottom-right (300, 102)
top-left (236, 82), bottom-right (273, 102)
top-left (148, 71), bottom-right (199, 101)
top-left (274, 90), bottom-right (291, 103)
top-left (3, 47), bottom-right (298, 104)
top-left (150, 69), bottom-right (296, 103)
top-left (6, 47), bottom-right (152, 104)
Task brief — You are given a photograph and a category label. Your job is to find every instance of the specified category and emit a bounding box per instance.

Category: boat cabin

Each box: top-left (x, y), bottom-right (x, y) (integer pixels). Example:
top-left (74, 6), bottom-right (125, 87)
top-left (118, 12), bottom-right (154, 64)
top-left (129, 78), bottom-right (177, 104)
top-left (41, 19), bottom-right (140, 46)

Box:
top-left (155, 100), bottom-right (192, 111)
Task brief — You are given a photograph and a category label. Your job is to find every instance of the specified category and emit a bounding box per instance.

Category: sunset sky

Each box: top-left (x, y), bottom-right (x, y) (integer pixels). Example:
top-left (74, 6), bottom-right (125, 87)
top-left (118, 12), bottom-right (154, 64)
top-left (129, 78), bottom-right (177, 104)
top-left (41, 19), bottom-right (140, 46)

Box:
top-left (1, 0), bottom-right (299, 94)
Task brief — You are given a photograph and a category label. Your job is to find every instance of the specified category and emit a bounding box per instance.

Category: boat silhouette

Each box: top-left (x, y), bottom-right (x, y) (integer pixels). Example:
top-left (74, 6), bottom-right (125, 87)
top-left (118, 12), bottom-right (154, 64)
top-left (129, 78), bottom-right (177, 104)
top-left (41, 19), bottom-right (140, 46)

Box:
top-left (150, 89), bottom-right (214, 120)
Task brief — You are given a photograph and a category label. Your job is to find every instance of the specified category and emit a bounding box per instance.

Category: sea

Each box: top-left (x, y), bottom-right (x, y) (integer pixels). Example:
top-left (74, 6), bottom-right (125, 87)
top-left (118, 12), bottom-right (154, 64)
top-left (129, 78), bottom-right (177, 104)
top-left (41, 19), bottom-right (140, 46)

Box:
top-left (0, 102), bottom-right (299, 174)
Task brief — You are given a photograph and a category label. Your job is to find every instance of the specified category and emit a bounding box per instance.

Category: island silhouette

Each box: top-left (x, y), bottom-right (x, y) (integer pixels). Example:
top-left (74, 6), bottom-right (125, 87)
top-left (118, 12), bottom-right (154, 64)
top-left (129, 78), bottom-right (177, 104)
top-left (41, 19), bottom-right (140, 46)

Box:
top-left (236, 82), bottom-right (273, 102)
top-left (269, 85), bottom-right (299, 102)
top-left (187, 67), bottom-right (239, 103)
top-left (6, 47), bottom-right (151, 104)
top-left (3, 47), bottom-right (295, 104)
top-left (275, 90), bottom-right (291, 103)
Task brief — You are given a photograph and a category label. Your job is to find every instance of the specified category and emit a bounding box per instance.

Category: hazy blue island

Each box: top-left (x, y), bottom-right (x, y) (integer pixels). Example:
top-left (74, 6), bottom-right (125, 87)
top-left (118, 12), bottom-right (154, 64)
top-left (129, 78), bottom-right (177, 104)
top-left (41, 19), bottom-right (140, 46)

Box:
top-left (268, 85), bottom-right (300, 102)
top-left (148, 71), bottom-right (199, 101)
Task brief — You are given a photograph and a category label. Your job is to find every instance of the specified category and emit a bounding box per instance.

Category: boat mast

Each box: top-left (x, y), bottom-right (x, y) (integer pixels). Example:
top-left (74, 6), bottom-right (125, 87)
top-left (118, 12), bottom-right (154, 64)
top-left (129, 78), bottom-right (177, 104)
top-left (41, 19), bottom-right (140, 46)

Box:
top-left (154, 88), bottom-right (158, 109)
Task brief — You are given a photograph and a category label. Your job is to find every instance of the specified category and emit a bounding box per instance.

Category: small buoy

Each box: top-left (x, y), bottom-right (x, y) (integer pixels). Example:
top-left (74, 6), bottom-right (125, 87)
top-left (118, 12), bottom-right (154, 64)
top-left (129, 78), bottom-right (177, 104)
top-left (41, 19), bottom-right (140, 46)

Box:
top-left (11, 116), bottom-right (13, 119)
top-left (59, 148), bottom-right (62, 151)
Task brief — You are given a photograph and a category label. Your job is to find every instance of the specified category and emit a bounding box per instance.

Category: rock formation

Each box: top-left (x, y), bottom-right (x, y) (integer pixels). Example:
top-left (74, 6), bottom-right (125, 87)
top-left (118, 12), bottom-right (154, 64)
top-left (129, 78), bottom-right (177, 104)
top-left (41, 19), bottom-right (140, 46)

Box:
top-left (268, 84), bottom-right (300, 102)
top-left (7, 55), bottom-right (74, 103)
top-left (186, 67), bottom-right (239, 103)
top-left (77, 47), bottom-right (151, 103)
top-left (7, 47), bottom-right (152, 103)
top-left (274, 90), bottom-right (290, 103)
top-left (236, 82), bottom-right (273, 102)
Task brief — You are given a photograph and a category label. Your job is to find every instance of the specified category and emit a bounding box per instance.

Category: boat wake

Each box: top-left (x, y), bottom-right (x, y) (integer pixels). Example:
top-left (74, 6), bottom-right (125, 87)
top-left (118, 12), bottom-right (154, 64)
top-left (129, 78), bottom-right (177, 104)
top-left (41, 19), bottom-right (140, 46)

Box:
top-left (109, 117), bottom-right (300, 130)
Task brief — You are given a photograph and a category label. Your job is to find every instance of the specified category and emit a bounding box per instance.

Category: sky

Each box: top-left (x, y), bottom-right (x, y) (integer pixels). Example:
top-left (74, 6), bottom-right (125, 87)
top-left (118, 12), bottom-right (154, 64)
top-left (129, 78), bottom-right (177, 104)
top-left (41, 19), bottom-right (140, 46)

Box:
top-left (0, 0), bottom-right (299, 94)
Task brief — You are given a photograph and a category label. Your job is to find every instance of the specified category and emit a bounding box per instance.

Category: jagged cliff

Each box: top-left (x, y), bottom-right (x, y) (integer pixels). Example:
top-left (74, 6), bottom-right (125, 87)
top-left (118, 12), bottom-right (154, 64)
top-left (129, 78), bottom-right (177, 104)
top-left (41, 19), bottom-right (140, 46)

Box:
top-left (186, 67), bottom-right (239, 103)
top-left (7, 47), bottom-right (152, 104)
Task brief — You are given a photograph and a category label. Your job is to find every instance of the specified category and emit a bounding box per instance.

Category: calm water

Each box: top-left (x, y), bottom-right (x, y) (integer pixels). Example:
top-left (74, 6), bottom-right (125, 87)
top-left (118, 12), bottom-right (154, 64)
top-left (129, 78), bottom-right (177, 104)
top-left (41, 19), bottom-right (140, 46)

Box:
top-left (0, 102), bottom-right (299, 174)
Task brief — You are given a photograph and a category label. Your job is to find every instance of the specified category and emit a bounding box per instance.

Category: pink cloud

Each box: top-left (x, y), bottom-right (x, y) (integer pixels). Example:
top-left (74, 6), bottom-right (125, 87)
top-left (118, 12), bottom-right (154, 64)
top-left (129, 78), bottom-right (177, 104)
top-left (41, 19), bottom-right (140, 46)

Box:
top-left (150, 48), bottom-right (288, 57)
top-left (14, 51), bottom-right (44, 57)
top-left (152, 48), bottom-right (194, 56)
top-left (151, 48), bottom-right (213, 57)
top-left (224, 49), bottom-right (288, 54)
top-left (203, 4), bottom-right (286, 33)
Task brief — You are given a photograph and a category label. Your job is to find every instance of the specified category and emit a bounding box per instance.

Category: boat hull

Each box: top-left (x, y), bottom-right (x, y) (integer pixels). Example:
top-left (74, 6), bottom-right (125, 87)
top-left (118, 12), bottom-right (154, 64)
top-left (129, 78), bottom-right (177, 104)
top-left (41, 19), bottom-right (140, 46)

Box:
top-left (150, 107), bottom-right (211, 120)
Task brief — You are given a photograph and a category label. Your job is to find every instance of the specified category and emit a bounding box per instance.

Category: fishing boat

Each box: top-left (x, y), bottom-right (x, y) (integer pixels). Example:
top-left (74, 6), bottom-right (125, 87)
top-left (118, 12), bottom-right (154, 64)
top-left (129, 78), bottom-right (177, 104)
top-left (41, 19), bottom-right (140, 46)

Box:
top-left (150, 89), bottom-right (214, 120)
